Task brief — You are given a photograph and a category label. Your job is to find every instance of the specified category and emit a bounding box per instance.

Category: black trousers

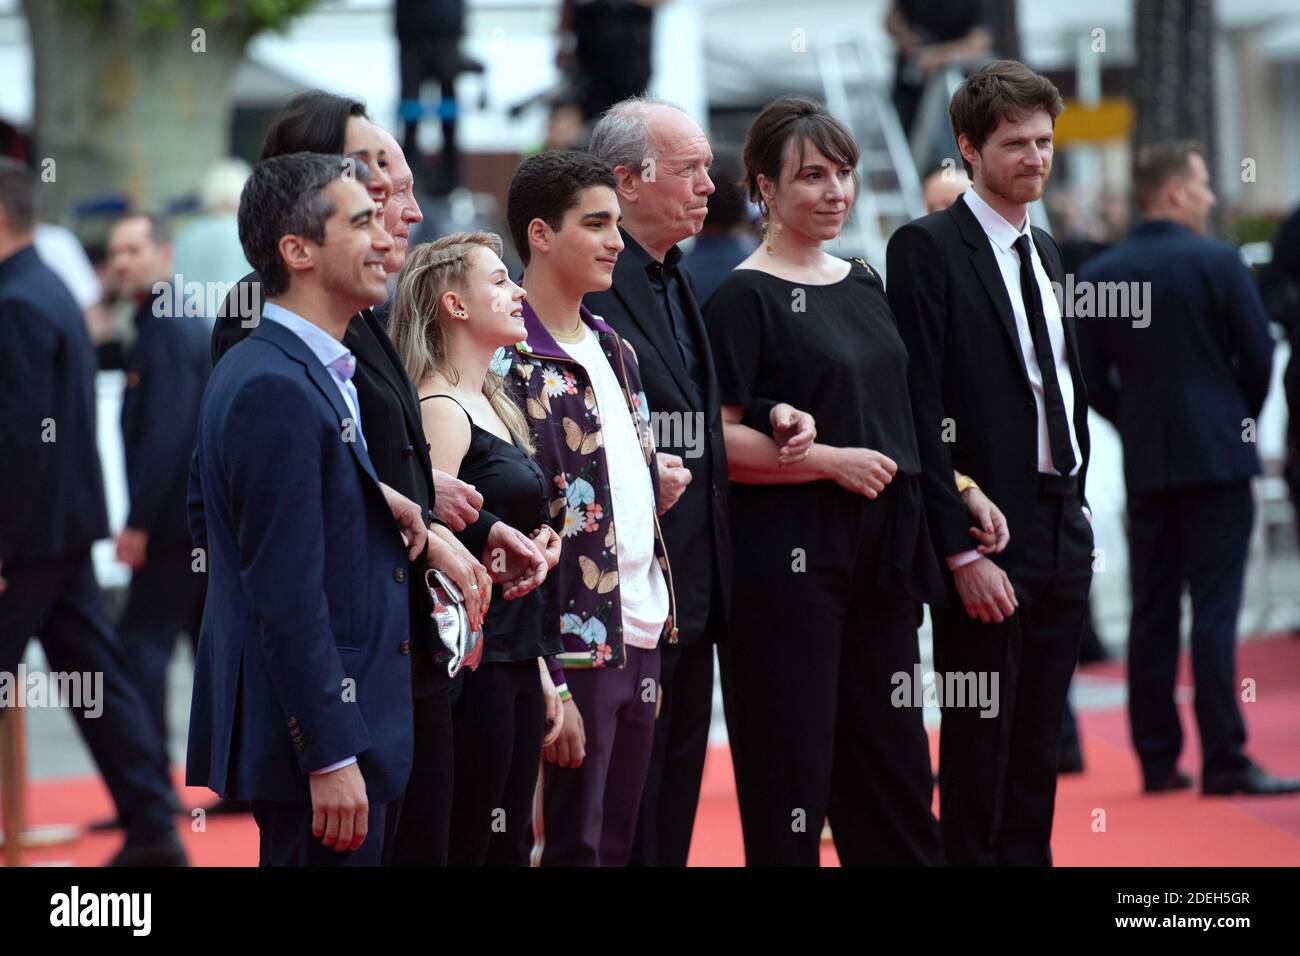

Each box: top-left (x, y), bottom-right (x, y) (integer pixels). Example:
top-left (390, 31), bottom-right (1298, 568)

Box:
top-left (252, 799), bottom-right (388, 866)
top-left (722, 493), bottom-right (942, 867)
top-left (117, 544), bottom-right (205, 747)
top-left (384, 666), bottom-right (457, 865)
top-left (0, 551), bottom-right (174, 844)
top-left (628, 633), bottom-right (715, 867)
top-left (447, 658), bottom-right (545, 866)
top-left (933, 480), bottom-right (1093, 866)
top-left (1127, 481), bottom-right (1253, 783)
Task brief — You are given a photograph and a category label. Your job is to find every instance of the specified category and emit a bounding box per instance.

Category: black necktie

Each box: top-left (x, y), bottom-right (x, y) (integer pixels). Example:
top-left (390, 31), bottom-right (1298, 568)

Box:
top-left (1013, 234), bottom-right (1077, 475)
top-left (649, 254), bottom-right (703, 393)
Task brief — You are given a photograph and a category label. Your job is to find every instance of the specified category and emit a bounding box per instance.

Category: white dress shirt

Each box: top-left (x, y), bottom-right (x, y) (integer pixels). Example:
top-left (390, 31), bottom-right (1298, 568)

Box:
top-left (260, 301), bottom-right (365, 776)
top-left (948, 188), bottom-right (1083, 571)
top-left (561, 325), bottom-right (669, 650)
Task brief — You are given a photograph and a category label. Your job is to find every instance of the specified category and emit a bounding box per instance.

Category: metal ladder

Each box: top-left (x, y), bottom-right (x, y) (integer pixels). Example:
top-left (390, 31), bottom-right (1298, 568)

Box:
top-left (816, 34), bottom-right (926, 273)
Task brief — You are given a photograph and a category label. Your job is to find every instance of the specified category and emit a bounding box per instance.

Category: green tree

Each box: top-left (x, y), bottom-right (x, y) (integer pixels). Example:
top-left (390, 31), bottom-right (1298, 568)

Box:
top-left (21, 0), bottom-right (318, 221)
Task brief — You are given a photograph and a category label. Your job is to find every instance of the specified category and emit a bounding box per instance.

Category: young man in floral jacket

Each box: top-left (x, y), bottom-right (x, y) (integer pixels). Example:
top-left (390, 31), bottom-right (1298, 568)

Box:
top-left (502, 150), bottom-right (689, 866)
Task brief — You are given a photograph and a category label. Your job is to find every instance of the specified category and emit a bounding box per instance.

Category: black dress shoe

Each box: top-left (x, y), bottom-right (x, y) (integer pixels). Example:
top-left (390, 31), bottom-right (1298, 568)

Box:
top-left (1203, 762), bottom-right (1300, 796)
top-left (1144, 769), bottom-right (1193, 793)
top-left (108, 833), bottom-right (189, 867)
top-left (1058, 746), bottom-right (1085, 774)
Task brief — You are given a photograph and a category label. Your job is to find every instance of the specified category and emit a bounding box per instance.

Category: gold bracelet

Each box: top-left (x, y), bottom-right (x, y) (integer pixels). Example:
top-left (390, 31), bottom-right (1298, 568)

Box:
top-left (955, 474), bottom-right (979, 495)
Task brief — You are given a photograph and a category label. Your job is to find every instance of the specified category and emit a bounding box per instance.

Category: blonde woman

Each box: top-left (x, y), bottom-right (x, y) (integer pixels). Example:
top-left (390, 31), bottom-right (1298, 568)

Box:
top-left (390, 232), bottom-right (564, 866)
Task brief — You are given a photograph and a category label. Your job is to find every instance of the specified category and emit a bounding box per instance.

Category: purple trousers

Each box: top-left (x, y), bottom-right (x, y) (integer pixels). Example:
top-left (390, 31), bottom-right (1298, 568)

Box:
top-left (536, 645), bottom-right (661, 866)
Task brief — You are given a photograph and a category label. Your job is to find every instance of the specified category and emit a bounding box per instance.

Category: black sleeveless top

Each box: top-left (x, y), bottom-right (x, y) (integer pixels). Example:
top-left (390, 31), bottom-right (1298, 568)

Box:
top-left (421, 394), bottom-right (561, 662)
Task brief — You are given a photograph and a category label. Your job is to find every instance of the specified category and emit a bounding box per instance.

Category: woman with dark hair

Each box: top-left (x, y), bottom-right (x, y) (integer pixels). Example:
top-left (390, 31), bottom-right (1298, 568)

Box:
top-left (705, 96), bottom-right (1008, 866)
top-left (209, 91), bottom-right (551, 866)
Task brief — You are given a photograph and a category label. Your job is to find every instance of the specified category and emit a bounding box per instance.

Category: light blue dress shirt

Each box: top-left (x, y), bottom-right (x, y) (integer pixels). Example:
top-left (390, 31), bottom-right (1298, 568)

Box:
top-left (260, 301), bottom-right (365, 776)
top-left (261, 302), bottom-right (367, 452)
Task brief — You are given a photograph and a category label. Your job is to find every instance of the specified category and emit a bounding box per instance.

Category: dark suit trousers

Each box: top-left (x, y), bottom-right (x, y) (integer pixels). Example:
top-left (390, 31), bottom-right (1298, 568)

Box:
top-left (628, 632), bottom-right (715, 867)
top-left (0, 551), bottom-right (175, 843)
top-left (537, 646), bottom-right (661, 867)
top-left (933, 482), bottom-right (1092, 866)
top-left (117, 544), bottom-right (206, 746)
top-left (384, 666), bottom-right (457, 865)
top-left (252, 799), bottom-right (388, 866)
top-left (1126, 481), bottom-right (1253, 783)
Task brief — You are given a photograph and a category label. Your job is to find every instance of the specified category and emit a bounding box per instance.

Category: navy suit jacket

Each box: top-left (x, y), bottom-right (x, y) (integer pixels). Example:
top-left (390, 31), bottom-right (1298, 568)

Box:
top-left (1077, 220), bottom-right (1275, 495)
top-left (0, 246), bottom-right (110, 564)
top-left (121, 290), bottom-right (210, 549)
top-left (186, 318), bottom-right (413, 804)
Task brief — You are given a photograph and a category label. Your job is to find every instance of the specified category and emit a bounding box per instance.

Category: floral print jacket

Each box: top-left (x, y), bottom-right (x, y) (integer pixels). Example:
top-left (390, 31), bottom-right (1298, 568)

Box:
top-left (497, 301), bottom-right (678, 678)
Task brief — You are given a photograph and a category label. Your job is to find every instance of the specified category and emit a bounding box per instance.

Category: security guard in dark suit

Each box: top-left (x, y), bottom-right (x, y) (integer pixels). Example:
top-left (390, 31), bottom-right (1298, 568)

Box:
top-left (106, 214), bottom-right (210, 750)
top-left (0, 159), bottom-right (186, 866)
top-left (1077, 141), bottom-right (1300, 796)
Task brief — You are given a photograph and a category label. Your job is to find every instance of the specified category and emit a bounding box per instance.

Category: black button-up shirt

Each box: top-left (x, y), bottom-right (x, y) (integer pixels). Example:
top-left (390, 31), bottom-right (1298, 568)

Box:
top-left (623, 232), bottom-right (705, 401)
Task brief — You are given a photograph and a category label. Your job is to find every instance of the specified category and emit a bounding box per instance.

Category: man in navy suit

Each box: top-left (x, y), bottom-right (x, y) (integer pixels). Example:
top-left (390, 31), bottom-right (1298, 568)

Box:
top-left (187, 152), bottom-right (428, 864)
top-left (106, 212), bottom-right (210, 753)
top-left (1078, 142), bottom-right (1300, 796)
top-left (0, 158), bottom-right (186, 866)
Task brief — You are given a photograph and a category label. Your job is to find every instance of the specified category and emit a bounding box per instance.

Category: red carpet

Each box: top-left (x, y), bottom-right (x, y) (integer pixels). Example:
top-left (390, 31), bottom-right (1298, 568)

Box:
top-left (14, 634), bottom-right (1300, 867)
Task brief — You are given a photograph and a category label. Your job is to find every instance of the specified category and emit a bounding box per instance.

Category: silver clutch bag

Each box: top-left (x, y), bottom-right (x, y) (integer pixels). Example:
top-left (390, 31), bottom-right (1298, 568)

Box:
top-left (426, 568), bottom-right (483, 677)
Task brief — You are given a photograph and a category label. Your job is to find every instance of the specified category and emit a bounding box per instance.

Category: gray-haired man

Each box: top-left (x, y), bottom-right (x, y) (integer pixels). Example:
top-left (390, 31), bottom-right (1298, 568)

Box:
top-left (585, 99), bottom-right (814, 865)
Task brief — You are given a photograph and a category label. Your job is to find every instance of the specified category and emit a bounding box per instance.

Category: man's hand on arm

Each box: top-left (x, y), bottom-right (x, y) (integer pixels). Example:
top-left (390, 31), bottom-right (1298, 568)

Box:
top-left (379, 482), bottom-right (429, 561)
top-left (431, 469), bottom-right (483, 531)
top-left (655, 452), bottom-right (692, 514)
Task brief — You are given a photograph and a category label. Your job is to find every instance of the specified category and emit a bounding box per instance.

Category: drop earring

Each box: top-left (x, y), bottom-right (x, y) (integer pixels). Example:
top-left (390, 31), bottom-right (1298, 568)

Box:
top-left (764, 218), bottom-right (783, 255)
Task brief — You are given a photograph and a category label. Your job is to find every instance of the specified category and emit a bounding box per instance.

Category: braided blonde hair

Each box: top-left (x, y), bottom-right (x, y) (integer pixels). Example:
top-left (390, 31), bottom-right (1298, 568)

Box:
top-left (389, 231), bottom-right (534, 455)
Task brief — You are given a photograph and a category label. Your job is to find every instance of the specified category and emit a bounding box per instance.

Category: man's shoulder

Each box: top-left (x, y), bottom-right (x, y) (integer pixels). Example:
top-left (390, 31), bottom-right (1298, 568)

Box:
top-left (890, 208), bottom-right (962, 253)
top-left (1, 255), bottom-right (78, 316)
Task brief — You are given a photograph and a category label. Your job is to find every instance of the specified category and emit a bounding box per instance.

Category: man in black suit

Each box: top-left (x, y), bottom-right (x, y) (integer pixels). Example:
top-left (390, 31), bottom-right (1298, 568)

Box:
top-left (1078, 142), bottom-right (1299, 796)
top-left (586, 99), bottom-right (814, 866)
top-left (106, 213), bottom-right (210, 752)
top-left (0, 158), bottom-right (186, 866)
top-left (887, 61), bottom-right (1093, 865)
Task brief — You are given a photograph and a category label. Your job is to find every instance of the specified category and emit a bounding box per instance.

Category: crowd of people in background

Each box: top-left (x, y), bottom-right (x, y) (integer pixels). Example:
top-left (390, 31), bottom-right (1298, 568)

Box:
top-left (3, 51), bottom-right (1300, 869)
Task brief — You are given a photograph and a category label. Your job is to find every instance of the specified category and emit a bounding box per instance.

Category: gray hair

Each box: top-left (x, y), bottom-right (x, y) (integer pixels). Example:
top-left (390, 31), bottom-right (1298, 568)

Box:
top-left (588, 96), bottom-right (689, 173)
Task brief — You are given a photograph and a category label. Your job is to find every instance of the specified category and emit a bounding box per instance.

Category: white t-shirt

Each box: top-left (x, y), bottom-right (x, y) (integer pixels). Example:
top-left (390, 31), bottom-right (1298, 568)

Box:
top-left (561, 326), bottom-right (668, 650)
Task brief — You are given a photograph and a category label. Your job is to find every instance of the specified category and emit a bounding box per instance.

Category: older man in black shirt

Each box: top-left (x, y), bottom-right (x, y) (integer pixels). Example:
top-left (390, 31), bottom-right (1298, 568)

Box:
top-left (585, 99), bottom-right (813, 866)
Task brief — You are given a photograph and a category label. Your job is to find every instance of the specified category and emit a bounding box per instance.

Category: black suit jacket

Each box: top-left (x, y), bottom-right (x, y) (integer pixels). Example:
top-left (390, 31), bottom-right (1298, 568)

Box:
top-left (0, 246), bottom-right (110, 564)
top-left (583, 232), bottom-right (732, 642)
top-left (1076, 220), bottom-right (1274, 495)
top-left (122, 290), bottom-right (211, 550)
top-left (212, 273), bottom-right (459, 695)
top-left (886, 195), bottom-right (1091, 574)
